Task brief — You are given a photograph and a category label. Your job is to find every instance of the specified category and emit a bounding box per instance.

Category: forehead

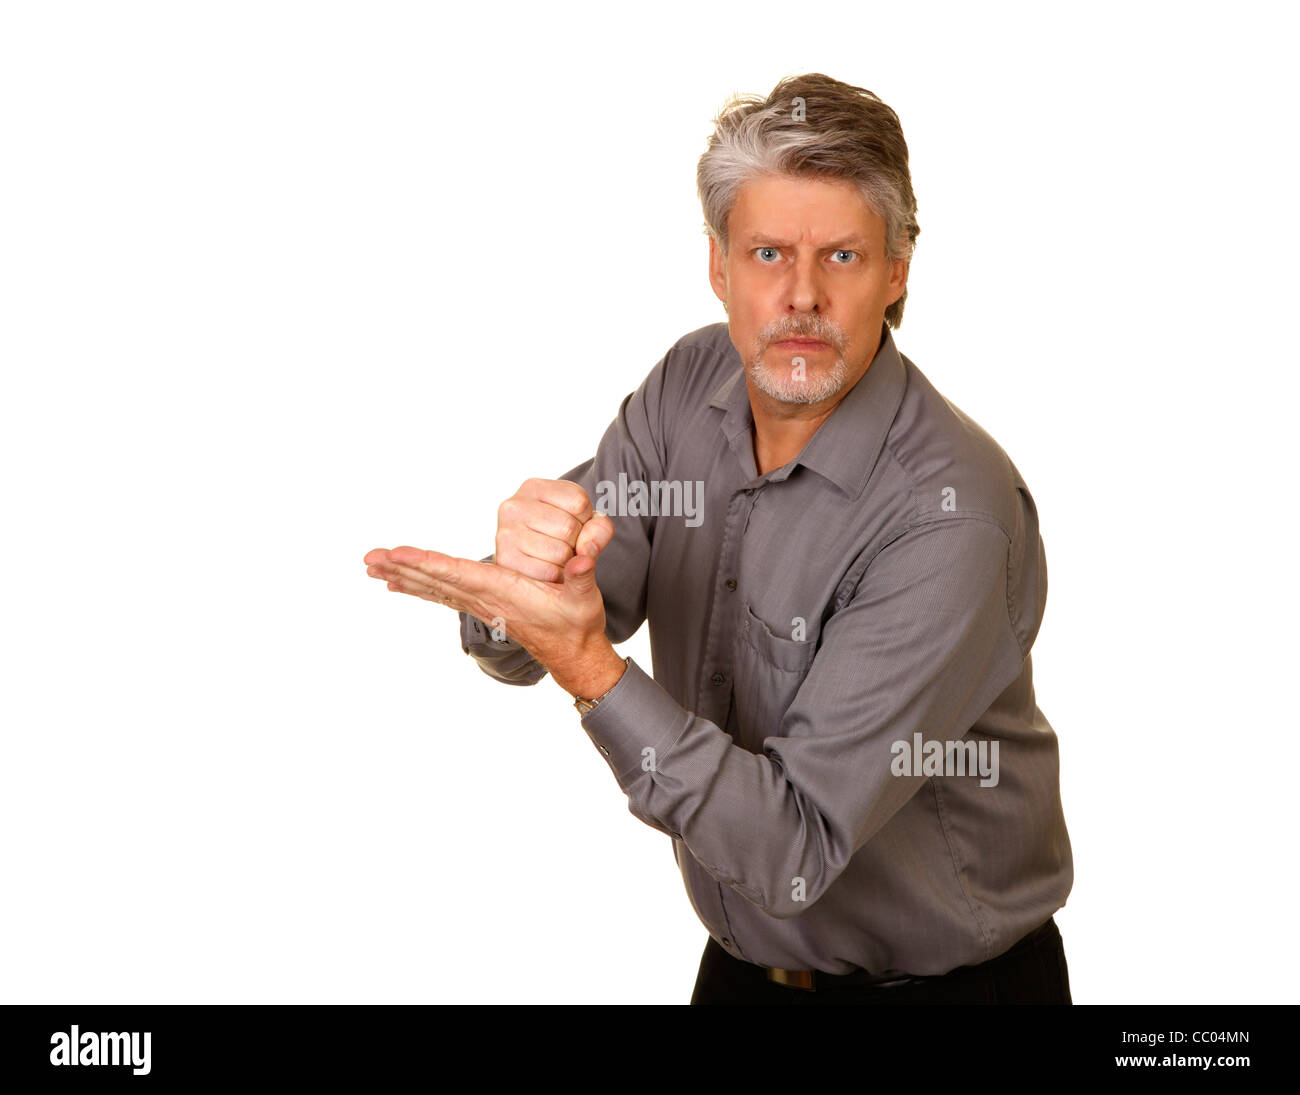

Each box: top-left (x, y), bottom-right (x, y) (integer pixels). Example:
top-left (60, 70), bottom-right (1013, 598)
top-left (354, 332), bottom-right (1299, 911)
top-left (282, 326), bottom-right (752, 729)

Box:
top-left (729, 174), bottom-right (884, 246)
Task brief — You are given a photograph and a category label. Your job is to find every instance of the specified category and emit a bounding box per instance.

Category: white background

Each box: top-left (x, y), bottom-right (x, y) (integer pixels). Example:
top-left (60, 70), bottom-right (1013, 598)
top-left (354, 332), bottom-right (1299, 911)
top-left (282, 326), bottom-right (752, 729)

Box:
top-left (2, 0), bottom-right (1296, 1004)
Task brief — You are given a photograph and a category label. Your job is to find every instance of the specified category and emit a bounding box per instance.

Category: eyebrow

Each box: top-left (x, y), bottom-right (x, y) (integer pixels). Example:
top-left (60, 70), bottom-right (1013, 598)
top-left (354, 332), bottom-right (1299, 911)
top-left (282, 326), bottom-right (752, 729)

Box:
top-left (745, 236), bottom-right (871, 250)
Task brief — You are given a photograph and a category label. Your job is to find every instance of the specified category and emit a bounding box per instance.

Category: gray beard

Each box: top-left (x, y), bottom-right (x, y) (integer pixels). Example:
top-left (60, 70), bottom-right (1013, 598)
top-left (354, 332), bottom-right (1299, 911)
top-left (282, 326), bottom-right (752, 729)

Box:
top-left (748, 350), bottom-right (851, 404)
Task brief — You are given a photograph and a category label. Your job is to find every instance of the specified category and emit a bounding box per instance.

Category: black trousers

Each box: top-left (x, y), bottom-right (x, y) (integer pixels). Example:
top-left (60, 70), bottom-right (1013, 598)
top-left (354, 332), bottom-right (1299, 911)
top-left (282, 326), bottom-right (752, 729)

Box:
top-left (690, 917), bottom-right (1072, 1004)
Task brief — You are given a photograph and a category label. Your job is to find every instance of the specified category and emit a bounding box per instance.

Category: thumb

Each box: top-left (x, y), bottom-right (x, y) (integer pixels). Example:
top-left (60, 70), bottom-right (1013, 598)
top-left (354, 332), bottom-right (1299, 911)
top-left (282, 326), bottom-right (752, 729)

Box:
top-left (562, 551), bottom-right (600, 600)
top-left (575, 514), bottom-right (615, 559)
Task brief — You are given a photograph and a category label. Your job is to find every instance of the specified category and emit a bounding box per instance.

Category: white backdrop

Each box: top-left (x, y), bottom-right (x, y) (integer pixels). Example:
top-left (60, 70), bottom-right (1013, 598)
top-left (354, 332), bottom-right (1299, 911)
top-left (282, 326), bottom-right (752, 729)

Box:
top-left (2, 0), bottom-right (1295, 1004)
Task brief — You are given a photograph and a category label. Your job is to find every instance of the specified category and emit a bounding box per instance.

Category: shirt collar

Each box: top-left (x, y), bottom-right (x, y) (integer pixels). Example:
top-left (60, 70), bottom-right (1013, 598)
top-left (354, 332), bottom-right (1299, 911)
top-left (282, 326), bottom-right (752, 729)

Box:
top-left (708, 321), bottom-right (907, 499)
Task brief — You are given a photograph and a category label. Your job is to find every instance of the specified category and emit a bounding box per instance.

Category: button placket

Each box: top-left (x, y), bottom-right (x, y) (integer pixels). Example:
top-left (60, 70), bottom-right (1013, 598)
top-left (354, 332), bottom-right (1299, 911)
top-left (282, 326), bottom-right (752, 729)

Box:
top-left (697, 487), bottom-right (753, 717)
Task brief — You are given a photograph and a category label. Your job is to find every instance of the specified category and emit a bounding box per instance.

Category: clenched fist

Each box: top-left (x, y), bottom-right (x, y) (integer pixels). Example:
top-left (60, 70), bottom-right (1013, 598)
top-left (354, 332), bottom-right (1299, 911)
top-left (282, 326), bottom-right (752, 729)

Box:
top-left (495, 478), bottom-right (614, 582)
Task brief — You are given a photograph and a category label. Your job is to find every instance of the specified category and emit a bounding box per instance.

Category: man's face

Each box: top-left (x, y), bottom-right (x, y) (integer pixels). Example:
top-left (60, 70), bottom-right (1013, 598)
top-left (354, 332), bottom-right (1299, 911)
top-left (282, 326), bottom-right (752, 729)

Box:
top-left (708, 174), bottom-right (908, 407)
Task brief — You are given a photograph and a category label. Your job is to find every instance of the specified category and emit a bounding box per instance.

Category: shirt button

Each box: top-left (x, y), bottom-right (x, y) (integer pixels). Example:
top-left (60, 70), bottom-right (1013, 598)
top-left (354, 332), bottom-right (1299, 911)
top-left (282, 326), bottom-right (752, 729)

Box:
top-left (721, 937), bottom-right (732, 947)
top-left (711, 672), bottom-right (725, 686)
top-left (724, 578), bottom-right (737, 591)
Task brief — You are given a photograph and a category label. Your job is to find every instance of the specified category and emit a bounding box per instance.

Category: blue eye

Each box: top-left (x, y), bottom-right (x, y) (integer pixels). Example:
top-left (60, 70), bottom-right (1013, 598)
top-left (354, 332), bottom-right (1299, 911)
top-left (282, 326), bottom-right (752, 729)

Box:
top-left (753, 247), bottom-right (857, 264)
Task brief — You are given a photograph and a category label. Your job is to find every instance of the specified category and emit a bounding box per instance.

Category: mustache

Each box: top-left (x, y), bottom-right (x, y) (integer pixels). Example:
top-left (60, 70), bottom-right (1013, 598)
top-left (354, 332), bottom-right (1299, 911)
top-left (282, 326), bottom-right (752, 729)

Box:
top-left (756, 315), bottom-right (846, 350)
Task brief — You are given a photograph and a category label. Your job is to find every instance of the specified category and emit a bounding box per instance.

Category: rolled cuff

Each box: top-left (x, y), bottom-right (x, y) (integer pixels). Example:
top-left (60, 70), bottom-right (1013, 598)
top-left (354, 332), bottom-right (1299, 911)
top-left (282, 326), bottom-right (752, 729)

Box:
top-left (459, 609), bottom-right (521, 653)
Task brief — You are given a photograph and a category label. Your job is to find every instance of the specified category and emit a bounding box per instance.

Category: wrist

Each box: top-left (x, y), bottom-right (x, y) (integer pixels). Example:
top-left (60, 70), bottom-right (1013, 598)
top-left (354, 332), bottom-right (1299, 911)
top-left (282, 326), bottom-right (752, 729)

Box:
top-left (553, 637), bottom-right (627, 700)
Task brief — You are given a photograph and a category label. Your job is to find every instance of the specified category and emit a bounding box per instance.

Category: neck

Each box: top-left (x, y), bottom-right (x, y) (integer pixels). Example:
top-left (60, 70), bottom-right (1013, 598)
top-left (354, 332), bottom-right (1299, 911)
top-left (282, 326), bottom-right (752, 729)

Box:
top-left (746, 326), bottom-right (881, 476)
top-left (747, 383), bottom-right (840, 475)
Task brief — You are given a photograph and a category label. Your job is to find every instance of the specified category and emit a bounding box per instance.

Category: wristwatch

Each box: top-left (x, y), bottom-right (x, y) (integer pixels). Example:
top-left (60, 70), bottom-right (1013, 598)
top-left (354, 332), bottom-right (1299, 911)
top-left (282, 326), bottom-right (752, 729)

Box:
top-left (573, 657), bottom-right (631, 716)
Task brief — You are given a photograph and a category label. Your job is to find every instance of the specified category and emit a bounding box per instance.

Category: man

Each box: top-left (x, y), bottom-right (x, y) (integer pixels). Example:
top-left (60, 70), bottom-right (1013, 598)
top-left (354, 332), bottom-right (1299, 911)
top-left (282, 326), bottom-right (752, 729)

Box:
top-left (364, 73), bottom-right (1074, 1005)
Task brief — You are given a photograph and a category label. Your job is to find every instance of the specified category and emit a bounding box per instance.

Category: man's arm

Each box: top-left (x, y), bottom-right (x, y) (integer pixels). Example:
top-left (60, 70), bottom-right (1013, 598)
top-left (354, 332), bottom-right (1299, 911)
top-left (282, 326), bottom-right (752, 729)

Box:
top-left (579, 514), bottom-right (1028, 917)
top-left (457, 346), bottom-right (672, 685)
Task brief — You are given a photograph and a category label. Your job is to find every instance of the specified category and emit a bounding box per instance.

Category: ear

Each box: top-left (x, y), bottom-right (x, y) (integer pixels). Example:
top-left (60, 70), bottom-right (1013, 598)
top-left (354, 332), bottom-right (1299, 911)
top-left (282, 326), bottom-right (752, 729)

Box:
top-left (887, 258), bottom-right (909, 305)
top-left (708, 236), bottom-right (729, 307)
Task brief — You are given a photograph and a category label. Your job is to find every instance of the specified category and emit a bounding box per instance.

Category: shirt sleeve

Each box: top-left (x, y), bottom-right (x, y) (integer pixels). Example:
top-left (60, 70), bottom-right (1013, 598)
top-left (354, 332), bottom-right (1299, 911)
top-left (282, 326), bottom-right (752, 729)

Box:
top-left (457, 554), bottom-right (550, 686)
top-left (457, 346), bottom-right (673, 683)
top-left (578, 515), bottom-right (1028, 918)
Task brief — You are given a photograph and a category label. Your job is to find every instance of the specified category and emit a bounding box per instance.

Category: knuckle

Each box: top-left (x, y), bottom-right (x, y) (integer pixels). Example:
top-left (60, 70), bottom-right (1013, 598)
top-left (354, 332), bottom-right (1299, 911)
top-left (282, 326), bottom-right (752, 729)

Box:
top-left (522, 558), bottom-right (556, 582)
top-left (562, 481), bottom-right (591, 507)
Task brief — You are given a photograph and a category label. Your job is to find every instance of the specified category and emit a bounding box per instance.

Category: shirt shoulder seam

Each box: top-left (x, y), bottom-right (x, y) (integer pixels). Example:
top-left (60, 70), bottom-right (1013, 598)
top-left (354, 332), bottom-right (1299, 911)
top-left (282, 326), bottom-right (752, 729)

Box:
top-left (835, 514), bottom-right (1020, 658)
top-left (880, 435), bottom-right (1014, 540)
top-left (838, 513), bottom-right (1012, 597)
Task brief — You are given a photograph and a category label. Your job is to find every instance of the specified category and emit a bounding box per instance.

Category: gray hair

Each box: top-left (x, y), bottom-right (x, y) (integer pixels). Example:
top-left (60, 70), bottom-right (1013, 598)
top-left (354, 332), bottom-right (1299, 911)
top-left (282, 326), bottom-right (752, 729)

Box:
top-left (696, 73), bottom-right (920, 328)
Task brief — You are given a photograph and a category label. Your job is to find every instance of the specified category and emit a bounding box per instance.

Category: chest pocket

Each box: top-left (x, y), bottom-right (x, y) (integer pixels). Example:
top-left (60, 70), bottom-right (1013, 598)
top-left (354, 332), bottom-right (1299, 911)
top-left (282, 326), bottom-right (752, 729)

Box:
top-left (731, 601), bottom-right (818, 753)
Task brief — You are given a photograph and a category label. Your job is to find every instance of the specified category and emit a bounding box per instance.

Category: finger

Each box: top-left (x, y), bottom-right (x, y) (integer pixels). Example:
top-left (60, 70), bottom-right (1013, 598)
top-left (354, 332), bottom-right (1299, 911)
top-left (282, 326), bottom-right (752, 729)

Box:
top-left (369, 560), bottom-right (442, 597)
top-left (374, 562), bottom-right (480, 616)
top-left (492, 549), bottom-right (565, 585)
top-left (389, 546), bottom-right (509, 607)
top-left (366, 546), bottom-right (445, 592)
top-left (383, 570), bottom-right (455, 604)
top-left (498, 497), bottom-right (586, 549)
top-left (366, 547), bottom-right (458, 603)
top-left (367, 561), bottom-right (447, 604)
top-left (575, 514), bottom-right (615, 558)
top-left (364, 545), bottom-right (472, 614)
top-left (504, 525), bottom-right (579, 568)
top-left (519, 478), bottom-right (594, 523)
top-left (526, 501), bottom-right (589, 546)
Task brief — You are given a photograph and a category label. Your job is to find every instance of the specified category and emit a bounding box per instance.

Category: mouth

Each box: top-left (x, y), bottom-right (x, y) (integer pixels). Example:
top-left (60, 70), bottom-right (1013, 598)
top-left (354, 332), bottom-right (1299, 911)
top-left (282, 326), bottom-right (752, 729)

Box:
top-left (771, 338), bottom-right (830, 351)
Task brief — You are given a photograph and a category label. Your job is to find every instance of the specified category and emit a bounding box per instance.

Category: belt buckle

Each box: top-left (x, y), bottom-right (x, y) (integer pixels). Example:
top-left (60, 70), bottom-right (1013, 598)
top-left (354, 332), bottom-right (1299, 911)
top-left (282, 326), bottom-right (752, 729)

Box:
top-left (767, 966), bottom-right (816, 991)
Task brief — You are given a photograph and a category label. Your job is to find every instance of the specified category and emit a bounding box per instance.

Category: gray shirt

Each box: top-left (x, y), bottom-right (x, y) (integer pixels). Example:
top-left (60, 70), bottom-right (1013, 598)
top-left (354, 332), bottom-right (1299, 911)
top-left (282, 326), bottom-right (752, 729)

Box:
top-left (458, 320), bottom-right (1073, 977)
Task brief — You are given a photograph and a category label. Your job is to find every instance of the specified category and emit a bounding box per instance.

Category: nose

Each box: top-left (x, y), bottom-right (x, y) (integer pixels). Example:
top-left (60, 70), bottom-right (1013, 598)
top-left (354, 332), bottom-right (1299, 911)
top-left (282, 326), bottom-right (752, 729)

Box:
top-left (785, 254), bottom-right (824, 316)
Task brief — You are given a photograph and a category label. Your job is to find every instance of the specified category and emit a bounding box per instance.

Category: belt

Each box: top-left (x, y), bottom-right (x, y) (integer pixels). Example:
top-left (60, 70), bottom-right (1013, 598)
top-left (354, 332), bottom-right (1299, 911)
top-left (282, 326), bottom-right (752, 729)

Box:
top-left (764, 918), bottom-right (1056, 992)
top-left (766, 965), bottom-right (922, 991)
